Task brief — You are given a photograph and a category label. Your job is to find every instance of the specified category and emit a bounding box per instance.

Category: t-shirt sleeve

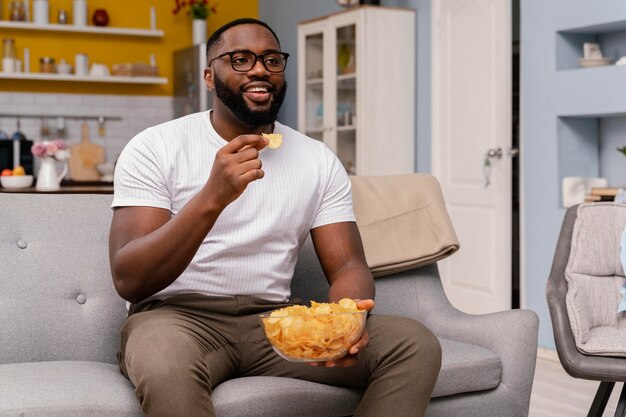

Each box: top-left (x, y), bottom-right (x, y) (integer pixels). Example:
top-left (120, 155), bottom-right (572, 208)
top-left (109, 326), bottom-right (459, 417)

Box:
top-left (311, 147), bottom-right (356, 229)
top-left (111, 129), bottom-right (172, 210)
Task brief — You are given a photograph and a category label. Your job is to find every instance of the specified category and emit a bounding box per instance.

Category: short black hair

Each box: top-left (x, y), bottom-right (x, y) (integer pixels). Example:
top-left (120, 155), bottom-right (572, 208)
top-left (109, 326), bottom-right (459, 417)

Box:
top-left (206, 18), bottom-right (281, 60)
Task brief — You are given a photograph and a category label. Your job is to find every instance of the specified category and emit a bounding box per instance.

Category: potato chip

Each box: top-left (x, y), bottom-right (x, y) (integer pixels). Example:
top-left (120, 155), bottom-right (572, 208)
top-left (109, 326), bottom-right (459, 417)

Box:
top-left (259, 298), bottom-right (367, 362)
top-left (262, 133), bottom-right (283, 149)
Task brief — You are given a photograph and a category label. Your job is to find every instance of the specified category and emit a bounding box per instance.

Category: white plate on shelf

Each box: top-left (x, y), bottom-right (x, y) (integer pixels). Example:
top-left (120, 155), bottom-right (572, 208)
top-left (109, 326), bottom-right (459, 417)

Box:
top-left (579, 58), bottom-right (613, 68)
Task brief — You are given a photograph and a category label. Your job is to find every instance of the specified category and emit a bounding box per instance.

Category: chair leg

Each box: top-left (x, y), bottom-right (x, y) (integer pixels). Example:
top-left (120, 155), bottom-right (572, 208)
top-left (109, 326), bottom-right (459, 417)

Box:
top-left (588, 381), bottom-right (615, 417)
top-left (614, 383), bottom-right (626, 417)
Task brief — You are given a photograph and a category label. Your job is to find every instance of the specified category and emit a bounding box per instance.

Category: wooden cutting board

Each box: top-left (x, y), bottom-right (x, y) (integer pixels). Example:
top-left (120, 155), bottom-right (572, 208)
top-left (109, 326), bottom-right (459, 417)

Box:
top-left (69, 122), bottom-right (105, 181)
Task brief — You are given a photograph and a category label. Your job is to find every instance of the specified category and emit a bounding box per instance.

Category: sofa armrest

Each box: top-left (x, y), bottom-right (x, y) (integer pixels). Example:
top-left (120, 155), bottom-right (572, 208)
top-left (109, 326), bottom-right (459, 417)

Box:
top-left (374, 264), bottom-right (538, 414)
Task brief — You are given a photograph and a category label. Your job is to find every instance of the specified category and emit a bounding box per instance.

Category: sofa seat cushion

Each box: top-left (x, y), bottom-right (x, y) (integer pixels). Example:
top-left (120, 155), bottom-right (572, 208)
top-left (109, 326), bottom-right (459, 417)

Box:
top-left (0, 361), bottom-right (142, 417)
top-left (433, 338), bottom-right (501, 397)
top-left (213, 376), bottom-right (363, 417)
top-left (211, 338), bottom-right (501, 417)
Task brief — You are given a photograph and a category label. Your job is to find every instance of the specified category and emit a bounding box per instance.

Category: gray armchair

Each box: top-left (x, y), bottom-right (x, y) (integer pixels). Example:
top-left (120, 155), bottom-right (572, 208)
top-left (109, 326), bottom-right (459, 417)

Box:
top-left (546, 202), bottom-right (626, 417)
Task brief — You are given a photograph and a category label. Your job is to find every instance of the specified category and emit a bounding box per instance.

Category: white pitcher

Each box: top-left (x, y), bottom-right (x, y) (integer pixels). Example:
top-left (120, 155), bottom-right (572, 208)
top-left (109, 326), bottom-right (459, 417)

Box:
top-left (36, 157), bottom-right (68, 191)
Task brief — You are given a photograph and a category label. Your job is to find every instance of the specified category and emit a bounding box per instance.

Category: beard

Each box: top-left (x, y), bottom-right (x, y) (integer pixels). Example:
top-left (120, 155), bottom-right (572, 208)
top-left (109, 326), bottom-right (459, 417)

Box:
top-left (213, 73), bottom-right (287, 127)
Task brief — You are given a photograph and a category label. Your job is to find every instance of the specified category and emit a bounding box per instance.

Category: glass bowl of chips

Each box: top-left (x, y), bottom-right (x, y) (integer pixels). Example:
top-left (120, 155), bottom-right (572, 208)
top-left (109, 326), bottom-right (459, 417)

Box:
top-left (259, 298), bottom-right (367, 362)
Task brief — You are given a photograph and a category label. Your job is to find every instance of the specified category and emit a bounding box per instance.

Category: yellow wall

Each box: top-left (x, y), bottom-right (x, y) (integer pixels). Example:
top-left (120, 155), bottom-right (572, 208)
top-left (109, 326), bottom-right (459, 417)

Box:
top-left (0, 0), bottom-right (257, 95)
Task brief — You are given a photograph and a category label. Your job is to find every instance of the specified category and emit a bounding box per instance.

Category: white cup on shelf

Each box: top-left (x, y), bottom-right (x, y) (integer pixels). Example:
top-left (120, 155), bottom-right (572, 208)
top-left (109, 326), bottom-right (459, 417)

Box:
top-left (75, 53), bottom-right (88, 76)
top-left (33, 0), bottom-right (49, 25)
top-left (2, 57), bottom-right (15, 73)
top-left (73, 0), bottom-right (87, 27)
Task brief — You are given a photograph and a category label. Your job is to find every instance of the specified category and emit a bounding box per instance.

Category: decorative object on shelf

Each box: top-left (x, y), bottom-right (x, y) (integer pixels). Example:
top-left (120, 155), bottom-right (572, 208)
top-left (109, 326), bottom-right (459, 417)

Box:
top-left (172, 0), bottom-right (217, 46)
top-left (2, 38), bottom-right (16, 74)
top-left (31, 139), bottom-right (70, 191)
top-left (89, 62), bottom-right (110, 77)
top-left (39, 56), bottom-right (56, 73)
top-left (33, 0), bottom-right (49, 25)
top-left (579, 42), bottom-right (612, 68)
top-left (92, 9), bottom-right (109, 27)
top-left (562, 176), bottom-right (608, 208)
top-left (618, 146), bottom-right (626, 158)
top-left (57, 9), bottom-right (68, 24)
top-left (23, 47), bottom-right (30, 72)
top-left (56, 59), bottom-right (72, 74)
top-left (74, 53), bottom-right (88, 76)
top-left (9, 0), bottom-right (27, 22)
top-left (73, 0), bottom-right (87, 27)
top-left (150, 6), bottom-right (157, 30)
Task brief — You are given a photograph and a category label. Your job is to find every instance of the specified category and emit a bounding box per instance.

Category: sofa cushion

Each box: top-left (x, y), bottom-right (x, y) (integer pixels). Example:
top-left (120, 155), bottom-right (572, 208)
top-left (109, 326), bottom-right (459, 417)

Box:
top-left (0, 361), bottom-right (142, 417)
top-left (434, 338), bottom-right (501, 397)
top-left (0, 194), bottom-right (125, 365)
top-left (211, 337), bottom-right (501, 417)
top-left (213, 376), bottom-right (362, 417)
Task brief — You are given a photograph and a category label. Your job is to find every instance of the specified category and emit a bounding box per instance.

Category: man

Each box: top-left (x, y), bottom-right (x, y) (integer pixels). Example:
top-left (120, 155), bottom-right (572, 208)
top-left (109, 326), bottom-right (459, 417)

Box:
top-left (109, 18), bottom-right (441, 417)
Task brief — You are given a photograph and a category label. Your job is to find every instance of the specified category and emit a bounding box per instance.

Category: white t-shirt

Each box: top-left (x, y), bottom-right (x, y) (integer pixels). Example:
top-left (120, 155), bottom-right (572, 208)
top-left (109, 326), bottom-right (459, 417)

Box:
top-left (112, 111), bottom-right (355, 302)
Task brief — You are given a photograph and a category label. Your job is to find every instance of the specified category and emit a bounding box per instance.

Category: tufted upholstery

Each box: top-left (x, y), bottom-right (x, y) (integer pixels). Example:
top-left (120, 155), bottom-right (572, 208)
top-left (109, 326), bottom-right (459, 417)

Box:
top-left (1, 189), bottom-right (538, 417)
top-left (547, 202), bottom-right (626, 417)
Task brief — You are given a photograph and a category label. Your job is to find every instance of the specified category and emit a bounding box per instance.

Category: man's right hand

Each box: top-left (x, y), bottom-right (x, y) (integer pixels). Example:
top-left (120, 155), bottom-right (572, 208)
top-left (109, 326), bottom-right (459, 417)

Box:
top-left (204, 134), bottom-right (268, 209)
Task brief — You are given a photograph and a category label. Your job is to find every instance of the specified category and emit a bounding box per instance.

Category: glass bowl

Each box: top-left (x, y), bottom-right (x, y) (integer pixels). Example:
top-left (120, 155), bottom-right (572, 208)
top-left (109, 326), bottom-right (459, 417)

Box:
top-left (259, 309), bottom-right (367, 362)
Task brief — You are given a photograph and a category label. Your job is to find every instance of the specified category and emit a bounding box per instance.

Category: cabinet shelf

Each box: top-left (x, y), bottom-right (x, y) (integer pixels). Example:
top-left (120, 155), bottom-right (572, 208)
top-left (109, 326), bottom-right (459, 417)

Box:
top-left (0, 72), bottom-right (168, 84)
top-left (0, 21), bottom-right (163, 37)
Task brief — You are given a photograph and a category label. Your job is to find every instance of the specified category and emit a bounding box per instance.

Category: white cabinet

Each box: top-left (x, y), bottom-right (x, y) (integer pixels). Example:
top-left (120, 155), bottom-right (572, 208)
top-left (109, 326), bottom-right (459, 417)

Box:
top-left (297, 6), bottom-right (415, 176)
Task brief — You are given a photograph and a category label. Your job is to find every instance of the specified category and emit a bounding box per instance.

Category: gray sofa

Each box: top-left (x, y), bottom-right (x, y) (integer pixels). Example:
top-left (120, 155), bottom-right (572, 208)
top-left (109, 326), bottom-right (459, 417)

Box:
top-left (0, 192), bottom-right (539, 417)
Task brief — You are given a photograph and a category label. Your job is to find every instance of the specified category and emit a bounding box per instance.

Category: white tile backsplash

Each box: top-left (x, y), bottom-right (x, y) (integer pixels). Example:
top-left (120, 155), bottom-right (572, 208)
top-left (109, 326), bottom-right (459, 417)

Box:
top-left (0, 92), bottom-right (174, 166)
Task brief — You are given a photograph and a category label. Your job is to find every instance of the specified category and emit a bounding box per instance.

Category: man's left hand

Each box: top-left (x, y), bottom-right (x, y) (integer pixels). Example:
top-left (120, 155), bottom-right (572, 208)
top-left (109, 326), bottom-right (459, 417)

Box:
top-left (309, 299), bottom-right (375, 368)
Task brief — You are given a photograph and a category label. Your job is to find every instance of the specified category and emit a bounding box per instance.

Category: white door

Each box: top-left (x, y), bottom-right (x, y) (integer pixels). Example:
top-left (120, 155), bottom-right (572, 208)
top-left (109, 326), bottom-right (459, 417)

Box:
top-left (431, 0), bottom-right (512, 313)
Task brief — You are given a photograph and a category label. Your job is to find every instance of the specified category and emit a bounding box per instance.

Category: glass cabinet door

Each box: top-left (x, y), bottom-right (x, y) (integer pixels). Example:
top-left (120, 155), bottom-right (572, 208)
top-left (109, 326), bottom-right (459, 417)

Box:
top-left (335, 24), bottom-right (357, 175)
top-left (303, 32), bottom-right (324, 141)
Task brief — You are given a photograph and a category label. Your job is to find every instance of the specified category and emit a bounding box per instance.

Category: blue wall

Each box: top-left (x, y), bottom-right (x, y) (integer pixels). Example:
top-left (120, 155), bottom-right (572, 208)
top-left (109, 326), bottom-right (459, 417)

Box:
top-left (522, 0), bottom-right (626, 349)
top-left (258, 0), bottom-right (432, 172)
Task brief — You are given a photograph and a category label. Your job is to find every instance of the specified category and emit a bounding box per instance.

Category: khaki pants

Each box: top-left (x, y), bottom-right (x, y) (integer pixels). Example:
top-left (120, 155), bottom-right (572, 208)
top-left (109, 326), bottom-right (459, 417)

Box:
top-left (118, 294), bottom-right (441, 417)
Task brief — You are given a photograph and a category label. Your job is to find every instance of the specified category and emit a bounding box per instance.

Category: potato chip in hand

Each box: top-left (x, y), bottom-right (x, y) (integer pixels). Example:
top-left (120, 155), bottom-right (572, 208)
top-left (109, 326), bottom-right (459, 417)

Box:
top-left (262, 133), bottom-right (283, 149)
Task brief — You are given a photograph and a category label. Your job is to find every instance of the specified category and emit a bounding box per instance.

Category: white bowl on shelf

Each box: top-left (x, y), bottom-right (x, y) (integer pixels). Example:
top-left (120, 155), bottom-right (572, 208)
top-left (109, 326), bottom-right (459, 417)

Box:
top-left (579, 57), bottom-right (613, 68)
top-left (1, 175), bottom-right (34, 189)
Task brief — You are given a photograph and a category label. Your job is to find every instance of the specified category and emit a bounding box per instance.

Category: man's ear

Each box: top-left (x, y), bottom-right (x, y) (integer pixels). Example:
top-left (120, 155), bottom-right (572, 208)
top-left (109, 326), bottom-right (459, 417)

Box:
top-left (204, 68), bottom-right (214, 91)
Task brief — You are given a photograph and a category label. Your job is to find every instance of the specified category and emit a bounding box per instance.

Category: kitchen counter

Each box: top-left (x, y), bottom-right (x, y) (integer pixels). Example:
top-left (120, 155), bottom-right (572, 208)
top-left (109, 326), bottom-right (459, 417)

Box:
top-left (0, 185), bottom-right (113, 194)
top-left (0, 180), bottom-right (113, 194)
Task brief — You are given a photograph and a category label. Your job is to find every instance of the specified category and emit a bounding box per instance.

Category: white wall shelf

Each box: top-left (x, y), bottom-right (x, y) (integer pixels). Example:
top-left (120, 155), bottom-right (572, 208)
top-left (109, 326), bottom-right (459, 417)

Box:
top-left (0, 73), bottom-right (168, 84)
top-left (0, 21), bottom-right (163, 37)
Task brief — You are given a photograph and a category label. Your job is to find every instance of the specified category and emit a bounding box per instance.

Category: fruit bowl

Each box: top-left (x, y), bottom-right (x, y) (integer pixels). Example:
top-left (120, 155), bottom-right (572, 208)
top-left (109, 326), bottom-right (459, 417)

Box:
top-left (259, 302), bottom-right (367, 362)
top-left (0, 175), bottom-right (34, 189)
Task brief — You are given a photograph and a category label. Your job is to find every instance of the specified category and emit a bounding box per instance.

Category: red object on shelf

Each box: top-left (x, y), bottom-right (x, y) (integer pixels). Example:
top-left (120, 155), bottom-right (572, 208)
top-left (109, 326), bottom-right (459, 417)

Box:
top-left (92, 9), bottom-right (110, 26)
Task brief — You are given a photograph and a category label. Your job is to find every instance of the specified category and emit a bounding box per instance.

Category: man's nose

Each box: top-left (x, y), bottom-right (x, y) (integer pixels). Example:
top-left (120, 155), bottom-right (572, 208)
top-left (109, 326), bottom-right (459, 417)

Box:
top-left (247, 58), bottom-right (269, 76)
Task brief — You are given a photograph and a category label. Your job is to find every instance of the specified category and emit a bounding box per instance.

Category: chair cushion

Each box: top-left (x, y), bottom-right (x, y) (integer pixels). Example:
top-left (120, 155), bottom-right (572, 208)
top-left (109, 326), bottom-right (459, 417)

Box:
top-left (212, 338), bottom-right (501, 417)
top-left (565, 203), bottom-right (626, 357)
top-left (0, 361), bottom-right (143, 417)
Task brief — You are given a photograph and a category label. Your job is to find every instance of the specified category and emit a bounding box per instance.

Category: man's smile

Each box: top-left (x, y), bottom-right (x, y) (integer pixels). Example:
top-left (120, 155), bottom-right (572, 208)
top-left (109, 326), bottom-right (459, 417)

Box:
top-left (243, 83), bottom-right (273, 103)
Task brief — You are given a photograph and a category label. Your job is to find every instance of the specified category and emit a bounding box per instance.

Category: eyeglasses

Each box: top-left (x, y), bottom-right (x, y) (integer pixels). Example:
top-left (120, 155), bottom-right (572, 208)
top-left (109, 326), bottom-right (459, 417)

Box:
top-left (208, 50), bottom-right (290, 73)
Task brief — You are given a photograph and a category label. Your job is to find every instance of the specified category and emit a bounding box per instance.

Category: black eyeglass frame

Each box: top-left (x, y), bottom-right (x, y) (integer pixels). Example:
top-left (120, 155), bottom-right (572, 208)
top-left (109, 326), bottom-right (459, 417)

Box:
top-left (208, 50), bottom-right (290, 73)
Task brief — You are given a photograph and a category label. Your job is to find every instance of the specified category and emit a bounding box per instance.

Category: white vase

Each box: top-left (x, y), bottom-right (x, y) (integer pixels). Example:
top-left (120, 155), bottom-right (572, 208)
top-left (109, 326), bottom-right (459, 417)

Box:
top-left (36, 157), bottom-right (68, 191)
top-left (192, 19), bottom-right (207, 46)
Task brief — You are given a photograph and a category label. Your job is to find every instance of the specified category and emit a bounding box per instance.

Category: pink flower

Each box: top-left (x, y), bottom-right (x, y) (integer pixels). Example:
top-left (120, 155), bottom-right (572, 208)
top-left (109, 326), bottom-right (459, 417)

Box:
top-left (31, 142), bottom-right (47, 157)
top-left (31, 140), bottom-right (70, 161)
